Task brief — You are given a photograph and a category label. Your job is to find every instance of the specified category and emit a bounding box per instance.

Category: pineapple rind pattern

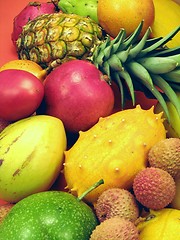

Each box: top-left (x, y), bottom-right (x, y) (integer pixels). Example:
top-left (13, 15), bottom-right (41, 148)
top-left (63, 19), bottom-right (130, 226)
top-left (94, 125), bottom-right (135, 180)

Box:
top-left (17, 13), bottom-right (104, 68)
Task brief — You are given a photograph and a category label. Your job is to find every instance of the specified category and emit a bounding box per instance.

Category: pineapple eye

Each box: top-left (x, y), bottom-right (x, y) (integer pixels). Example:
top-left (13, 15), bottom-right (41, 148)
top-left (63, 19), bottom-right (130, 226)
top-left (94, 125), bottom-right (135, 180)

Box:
top-left (47, 26), bottom-right (63, 42)
top-left (61, 27), bottom-right (80, 42)
top-left (34, 28), bottom-right (47, 46)
top-left (80, 32), bottom-right (94, 48)
top-left (50, 41), bottom-right (67, 59)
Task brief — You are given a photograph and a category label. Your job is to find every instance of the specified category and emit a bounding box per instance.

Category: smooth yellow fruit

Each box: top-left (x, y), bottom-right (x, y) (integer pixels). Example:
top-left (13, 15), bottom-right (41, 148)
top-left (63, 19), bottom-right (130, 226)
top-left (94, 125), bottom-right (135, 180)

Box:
top-left (97, 0), bottom-right (155, 38)
top-left (155, 92), bottom-right (180, 138)
top-left (152, 0), bottom-right (180, 48)
top-left (0, 115), bottom-right (67, 203)
top-left (64, 105), bottom-right (166, 203)
top-left (137, 208), bottom-right (180, 240)
top-left (0, 60), bottom-right (47, 81)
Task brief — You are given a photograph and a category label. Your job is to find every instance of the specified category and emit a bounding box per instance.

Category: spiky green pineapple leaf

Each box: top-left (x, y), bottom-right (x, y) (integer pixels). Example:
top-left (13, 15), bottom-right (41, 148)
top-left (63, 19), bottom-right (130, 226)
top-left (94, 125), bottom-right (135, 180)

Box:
top-left (151, 74), bottom-right (180, 116)
top-left (138, 25), bottom-right (180, 58)
top-left (93, 20), bottom-right (180, 123)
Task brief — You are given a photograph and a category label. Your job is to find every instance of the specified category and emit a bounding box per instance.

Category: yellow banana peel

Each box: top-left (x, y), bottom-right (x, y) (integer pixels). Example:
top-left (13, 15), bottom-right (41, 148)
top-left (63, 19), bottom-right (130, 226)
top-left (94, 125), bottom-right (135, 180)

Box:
top-left (152, 0), bottom-right (180, 48)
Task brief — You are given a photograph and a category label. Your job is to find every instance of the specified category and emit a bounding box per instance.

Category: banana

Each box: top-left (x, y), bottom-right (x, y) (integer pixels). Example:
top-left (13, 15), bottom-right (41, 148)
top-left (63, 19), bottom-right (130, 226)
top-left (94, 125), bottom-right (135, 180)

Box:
top-left (152, 0), bottom-right (180, 48)
top-left (0, 115), bottom-right (67, 203)
top-left (137, 57), bottom-right (178, 74)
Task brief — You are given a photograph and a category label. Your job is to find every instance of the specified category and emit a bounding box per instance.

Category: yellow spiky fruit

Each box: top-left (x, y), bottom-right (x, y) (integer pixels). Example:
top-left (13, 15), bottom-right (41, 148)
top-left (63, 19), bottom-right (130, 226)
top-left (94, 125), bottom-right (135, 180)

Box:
top-left (64, 105), bottom-right (166, 203)
top-left (152, 0), bottom-right (180, 48)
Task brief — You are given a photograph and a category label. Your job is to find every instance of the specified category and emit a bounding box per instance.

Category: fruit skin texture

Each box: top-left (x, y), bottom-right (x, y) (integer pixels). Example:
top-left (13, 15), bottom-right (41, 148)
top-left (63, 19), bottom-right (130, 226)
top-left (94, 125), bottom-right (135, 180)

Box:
top-left (133, 167), bottom-right (176, 210)
top-left (0, 69), bottom-right (44, 121)
top-left (90, 216), bottom-right (139, 240)
top-left (17, 13), bottom-right (104, 69)
top-left (171, 177), bottom-right (180, 210)
top-left (0, 60), bottom-right (47, 81)
top-left (155, 92), bottom-right (180, 138)
top-left (58, 0), bottom-right (98, 23)
top-left (44, 60), bottom-right (114, 132)
top-left (64, 105), bottom-right (166, 203)
top-left (0, 191), bottom-right (98, 240)
top-left (97, 0), bottom-right (155, 38)
top-left (147, 138), bottom-right (180, 179)
top-left (0, 203), bottom-right (14, 223)
top-left (95, 188), bottom-right (139, 222)
top-left (11, 1), bottom-right (56, 47)
top-left (151, 0), bottom-right (180, 48)
top-left (136, 208), bottom-right (180, 240)
top-left (0, 115), bottom-right (67, 203)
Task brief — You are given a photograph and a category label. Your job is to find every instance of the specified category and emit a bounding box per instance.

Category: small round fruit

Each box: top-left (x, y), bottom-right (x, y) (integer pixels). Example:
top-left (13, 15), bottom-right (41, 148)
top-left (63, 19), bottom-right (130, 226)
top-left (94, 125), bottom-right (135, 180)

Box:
top-left (0, 69), bottom-right (44, 121)
top-left (97, 0), bottom-right (155, 38)
top-left (90, 217), bottom-right (139, 240)
top-left (133, 167), bottom-right (176, 210)
top-left (44, 60), bottom-right (114, 132)
top-left (0, 60), bottom-right (47, 81)
top-left (148, 138), bottom-right (180, 179)
top-left (95, 188), bottom-right (139, 222)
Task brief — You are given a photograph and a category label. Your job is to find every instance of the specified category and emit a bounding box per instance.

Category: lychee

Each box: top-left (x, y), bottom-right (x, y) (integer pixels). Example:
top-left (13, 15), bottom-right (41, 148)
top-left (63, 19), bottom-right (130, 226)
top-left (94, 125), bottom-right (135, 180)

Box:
top-left (147, 138), bottom-right (180, 179)
top-left (90, 217), bottom-right (139, 240)
top-left (133, 167), bottom-right (176, 210)
top-left (95, 188), bottom-right (139, 222)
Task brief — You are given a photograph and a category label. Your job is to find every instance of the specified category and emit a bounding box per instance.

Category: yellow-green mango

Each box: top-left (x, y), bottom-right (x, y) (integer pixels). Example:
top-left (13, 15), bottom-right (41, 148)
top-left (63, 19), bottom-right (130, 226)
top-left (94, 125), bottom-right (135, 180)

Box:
top-left (0, 115), bottom-right (67, 203)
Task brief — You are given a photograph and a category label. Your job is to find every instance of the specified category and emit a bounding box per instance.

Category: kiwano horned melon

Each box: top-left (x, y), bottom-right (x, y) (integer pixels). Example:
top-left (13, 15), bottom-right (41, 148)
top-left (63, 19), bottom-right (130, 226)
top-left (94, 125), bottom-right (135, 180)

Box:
top-left (64, 105), bottom-right (166, 203)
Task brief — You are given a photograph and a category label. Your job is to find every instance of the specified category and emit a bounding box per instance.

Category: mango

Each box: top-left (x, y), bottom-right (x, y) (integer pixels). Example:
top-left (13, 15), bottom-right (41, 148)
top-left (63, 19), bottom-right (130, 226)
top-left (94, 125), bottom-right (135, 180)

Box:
top-left (0, 115), bottom-right (67, 203)
top-left (64, 105), bottom-right (166, 203)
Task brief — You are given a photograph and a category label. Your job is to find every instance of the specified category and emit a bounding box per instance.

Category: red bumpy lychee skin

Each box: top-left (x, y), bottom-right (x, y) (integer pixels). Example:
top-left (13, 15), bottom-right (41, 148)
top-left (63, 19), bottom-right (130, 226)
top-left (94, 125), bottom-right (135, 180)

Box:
top-left (133, 167), bottom-right (176, 210)
top-left (95, 188), bottom-right (139, 222)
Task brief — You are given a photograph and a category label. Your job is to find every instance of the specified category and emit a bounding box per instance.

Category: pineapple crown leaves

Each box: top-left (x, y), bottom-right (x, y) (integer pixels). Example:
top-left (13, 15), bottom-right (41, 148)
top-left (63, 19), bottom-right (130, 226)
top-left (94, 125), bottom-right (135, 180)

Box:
top-left (91, 21), bottom-right (180, 123)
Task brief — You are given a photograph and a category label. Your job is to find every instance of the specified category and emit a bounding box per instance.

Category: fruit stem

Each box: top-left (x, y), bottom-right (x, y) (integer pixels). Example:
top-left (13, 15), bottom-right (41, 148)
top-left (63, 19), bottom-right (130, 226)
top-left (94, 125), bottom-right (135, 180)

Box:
top-left (77, 179), bottom-right (104, 201)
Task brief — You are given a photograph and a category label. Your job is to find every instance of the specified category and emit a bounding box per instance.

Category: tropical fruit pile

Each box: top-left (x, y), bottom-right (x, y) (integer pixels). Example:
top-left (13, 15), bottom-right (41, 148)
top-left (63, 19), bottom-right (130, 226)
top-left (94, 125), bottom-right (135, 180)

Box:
top-left (0, 0), bottom-right (179, 239)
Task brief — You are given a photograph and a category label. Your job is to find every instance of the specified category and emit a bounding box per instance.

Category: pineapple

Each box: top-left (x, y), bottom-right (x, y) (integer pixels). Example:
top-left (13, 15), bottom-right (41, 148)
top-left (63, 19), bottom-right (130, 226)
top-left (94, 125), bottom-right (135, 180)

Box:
top-left (16, 13), bottom-right (180, 122)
